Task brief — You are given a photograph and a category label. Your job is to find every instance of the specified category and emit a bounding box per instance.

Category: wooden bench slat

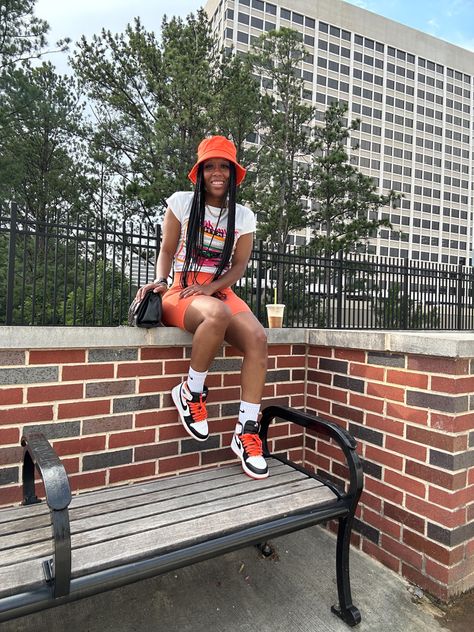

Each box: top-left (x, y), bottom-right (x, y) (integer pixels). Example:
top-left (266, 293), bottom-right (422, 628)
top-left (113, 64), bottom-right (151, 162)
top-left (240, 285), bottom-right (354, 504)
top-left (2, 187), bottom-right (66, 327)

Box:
top-left (0, 484), bottom-right (335, 598)
top-left (0, 463), bottom-right (292, 535)
top-left (1, 474), bottom-right (329, 568)
top-left (0, 462), bottom-right (290, 526)
top-left (0, 468), bottom-right (309, 552)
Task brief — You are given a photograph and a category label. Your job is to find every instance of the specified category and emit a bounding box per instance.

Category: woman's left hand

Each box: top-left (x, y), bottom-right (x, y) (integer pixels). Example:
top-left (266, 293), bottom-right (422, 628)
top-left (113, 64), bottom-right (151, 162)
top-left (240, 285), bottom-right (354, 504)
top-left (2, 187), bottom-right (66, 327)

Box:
top-left (179, 284), bottom-right (216, 299)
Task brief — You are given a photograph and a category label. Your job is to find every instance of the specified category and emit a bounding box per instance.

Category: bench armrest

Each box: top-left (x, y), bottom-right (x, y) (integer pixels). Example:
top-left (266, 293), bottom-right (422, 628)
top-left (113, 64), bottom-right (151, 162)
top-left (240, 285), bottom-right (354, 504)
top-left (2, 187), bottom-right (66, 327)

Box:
top-left (259, 406), bottom-right (363, 504)
top-left (21, 431), bottom-right (72, 598)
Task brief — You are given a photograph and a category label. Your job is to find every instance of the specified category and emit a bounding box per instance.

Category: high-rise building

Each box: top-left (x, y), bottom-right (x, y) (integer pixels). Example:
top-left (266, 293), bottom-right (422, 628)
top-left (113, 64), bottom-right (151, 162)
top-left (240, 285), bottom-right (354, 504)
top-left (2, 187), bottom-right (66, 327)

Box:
top-left (205, 0), bottom-right (474, 265)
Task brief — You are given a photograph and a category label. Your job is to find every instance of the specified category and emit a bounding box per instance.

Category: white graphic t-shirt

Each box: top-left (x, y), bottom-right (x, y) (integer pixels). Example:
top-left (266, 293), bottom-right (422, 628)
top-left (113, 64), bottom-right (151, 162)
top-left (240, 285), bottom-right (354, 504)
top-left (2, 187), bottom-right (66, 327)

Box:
top-left (166, 191), bottom-right (256, 274)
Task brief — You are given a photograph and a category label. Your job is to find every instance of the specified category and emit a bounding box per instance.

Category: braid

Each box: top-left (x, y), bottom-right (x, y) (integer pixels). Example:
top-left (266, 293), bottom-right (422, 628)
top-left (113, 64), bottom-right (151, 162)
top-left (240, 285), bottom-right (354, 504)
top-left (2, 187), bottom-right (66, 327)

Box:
top-left (212, 164), bottom-right (236, 281)
top-left (180, 162), bottom-right (238, 288)
top-left (181, 165), bottom-right (206, 288)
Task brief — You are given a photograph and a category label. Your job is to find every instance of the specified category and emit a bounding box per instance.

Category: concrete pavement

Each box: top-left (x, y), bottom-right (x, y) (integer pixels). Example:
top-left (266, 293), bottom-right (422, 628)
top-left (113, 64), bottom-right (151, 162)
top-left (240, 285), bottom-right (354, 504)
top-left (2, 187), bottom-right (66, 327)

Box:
top-left (1, 526), bottom-right (448, 632)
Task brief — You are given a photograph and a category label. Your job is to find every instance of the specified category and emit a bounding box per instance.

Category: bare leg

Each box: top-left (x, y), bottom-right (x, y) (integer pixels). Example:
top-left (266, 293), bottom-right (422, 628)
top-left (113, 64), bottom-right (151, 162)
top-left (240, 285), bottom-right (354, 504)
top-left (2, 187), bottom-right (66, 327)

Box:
top-left (224, 312), bottom-right (268, 404)
top-left (183, 296), bottom-right (232, 371)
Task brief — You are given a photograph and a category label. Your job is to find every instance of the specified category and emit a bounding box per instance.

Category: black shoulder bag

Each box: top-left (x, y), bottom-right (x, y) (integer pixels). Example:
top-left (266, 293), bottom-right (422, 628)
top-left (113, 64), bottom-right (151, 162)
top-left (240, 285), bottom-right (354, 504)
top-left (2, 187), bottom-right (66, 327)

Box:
top-left (128, 291), bottom-right (163, 328)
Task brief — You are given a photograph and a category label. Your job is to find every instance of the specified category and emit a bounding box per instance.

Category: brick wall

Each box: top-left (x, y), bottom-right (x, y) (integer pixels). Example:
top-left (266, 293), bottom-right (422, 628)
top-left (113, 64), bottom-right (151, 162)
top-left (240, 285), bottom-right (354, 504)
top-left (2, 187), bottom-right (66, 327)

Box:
top-left (0, 338), bottom-right (306, 507)
top-left (305, 334), bottom-right (474, 601)
top-left (0, 327), bottom-right (473, 601)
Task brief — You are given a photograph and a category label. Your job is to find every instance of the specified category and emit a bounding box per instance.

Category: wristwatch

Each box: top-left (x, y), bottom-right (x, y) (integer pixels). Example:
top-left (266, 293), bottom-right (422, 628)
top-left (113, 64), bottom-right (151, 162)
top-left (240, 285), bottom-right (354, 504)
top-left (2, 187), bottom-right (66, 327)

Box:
top-left (153, 277), bottom-right (168, 286)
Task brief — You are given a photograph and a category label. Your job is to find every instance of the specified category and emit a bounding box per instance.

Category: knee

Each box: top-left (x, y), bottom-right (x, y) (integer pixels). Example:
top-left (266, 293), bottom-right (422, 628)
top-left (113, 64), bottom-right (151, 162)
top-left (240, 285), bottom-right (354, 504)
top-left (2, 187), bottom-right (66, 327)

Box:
top-left (204, 302), bottom-right (232, 327)
top-left (249, 326), bottom-right (268, 359)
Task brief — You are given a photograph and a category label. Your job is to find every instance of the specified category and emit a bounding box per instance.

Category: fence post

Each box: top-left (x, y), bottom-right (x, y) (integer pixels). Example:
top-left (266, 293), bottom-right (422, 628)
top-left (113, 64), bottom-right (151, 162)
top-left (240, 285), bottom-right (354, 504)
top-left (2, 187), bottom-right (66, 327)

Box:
top-left (155, 223), bottom-right (161, 281)
top-left (255, 239), bottom-right (263, 323)
top-left (6, 202), bottom-right (18, 325)
top-left (336, 249), bottom-right (344, 329)
top-left (456, 258), bottom-right (466, 330)
top-left (155, 223), bottom-right (161, 252)
top-left (401, 258), bottom-right (409, 329)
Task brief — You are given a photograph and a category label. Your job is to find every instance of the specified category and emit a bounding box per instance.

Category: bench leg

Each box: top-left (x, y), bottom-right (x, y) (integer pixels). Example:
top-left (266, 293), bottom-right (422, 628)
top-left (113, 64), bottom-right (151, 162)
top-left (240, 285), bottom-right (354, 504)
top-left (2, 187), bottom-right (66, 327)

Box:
top-left (256, 542), bottom-right (273, 557)
top-left (331, 515), bottom-right (361, 627)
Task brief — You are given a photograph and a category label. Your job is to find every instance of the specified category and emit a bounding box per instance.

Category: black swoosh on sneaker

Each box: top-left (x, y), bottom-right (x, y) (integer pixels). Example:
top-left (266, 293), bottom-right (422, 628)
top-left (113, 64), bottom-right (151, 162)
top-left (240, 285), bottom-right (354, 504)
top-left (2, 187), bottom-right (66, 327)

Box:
top-left (180, 386), bottom-right (189, 413)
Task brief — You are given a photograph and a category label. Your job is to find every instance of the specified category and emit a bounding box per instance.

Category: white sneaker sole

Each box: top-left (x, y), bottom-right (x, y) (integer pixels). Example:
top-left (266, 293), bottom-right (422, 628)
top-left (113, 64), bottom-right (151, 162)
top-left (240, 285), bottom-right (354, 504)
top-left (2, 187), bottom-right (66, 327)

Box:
top-left (231, 435), bottom-right (269, 480)
top-left (171, 384), bottom-right (208, 442)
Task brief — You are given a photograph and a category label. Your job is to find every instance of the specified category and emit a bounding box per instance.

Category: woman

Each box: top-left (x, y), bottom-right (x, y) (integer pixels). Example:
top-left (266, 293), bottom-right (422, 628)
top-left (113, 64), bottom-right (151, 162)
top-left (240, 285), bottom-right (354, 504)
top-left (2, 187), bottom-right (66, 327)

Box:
top-left (137, 136), bottom-right (269, 479)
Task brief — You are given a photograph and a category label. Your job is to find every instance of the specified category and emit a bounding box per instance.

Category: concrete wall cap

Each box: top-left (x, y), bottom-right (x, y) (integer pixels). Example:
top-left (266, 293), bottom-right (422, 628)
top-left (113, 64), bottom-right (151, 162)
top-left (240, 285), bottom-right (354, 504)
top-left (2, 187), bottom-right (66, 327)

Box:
top-left (0, 326), bottom-right (472, 356)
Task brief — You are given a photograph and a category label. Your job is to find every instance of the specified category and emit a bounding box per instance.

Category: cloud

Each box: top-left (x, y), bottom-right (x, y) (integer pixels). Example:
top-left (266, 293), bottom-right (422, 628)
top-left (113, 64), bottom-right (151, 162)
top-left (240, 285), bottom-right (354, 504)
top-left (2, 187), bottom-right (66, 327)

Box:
top-left (445, 0), bottom-right (472, 17)
top-left (426, 18), bottom-right (440, 34)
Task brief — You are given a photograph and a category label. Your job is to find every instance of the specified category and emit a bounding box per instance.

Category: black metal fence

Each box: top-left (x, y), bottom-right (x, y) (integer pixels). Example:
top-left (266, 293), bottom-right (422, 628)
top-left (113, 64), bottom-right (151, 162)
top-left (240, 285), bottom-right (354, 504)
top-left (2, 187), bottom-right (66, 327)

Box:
top-left (1, 203), bottom-right (473, 329)
top-left (1, 203), bottom-right (158, 326)
top-left (236, 244), bottom-right (474, 330)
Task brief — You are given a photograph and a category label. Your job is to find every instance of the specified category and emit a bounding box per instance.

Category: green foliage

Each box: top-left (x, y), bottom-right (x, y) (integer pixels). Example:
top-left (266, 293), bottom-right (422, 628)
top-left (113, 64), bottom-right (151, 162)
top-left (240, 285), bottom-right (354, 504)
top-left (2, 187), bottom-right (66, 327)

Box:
top-left (0, 63), bottom-right (90, 217)
top-left (309, 101), bottom-right (399, 254)
top-left (72, 11), bottom-right (228, 220)
top-left (248, 28), bottom-right (315, 248)
top-left (212, 52), bottom-right (264, 201)
top-left (0, 0), bottom-right (49, 71)
top-left (375, 282), bottom-right (439, 328)
top-left (0, 217), bottom-right (133, 325)
top-left (62, 260), bottom-right (132, 326)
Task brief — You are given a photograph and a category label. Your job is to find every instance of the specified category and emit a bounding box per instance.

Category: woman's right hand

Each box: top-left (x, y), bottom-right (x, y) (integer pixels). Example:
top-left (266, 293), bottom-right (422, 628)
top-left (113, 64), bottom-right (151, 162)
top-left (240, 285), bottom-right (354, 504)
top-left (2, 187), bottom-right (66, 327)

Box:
top-left (135, 282), bottom-right (168, 302)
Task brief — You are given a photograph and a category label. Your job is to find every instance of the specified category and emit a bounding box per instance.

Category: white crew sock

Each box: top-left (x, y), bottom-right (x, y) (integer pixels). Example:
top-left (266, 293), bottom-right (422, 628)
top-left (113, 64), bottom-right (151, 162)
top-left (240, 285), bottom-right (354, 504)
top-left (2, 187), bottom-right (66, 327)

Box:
top-left (237, 400), bottom-right (261, 431)
top-left (186, 367), bottom-right (208, 394)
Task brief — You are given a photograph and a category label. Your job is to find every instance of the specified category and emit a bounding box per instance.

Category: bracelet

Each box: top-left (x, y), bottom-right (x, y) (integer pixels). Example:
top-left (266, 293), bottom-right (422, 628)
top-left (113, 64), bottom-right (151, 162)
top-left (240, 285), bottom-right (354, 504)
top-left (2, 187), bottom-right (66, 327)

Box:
top-left (153, 277), bottom-right (168, 286)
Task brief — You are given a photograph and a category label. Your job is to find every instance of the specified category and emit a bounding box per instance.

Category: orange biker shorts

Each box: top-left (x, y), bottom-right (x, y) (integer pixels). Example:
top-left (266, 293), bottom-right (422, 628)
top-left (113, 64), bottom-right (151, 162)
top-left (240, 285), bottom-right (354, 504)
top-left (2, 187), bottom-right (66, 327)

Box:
top-left (161, 272), bottom-right (251, 330)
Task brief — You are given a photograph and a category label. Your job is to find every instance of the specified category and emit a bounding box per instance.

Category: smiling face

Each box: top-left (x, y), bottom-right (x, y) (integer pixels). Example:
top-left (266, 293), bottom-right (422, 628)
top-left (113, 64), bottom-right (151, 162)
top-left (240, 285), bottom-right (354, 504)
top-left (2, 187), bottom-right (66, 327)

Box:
top-left (202, 158), bottom-right (230, 206)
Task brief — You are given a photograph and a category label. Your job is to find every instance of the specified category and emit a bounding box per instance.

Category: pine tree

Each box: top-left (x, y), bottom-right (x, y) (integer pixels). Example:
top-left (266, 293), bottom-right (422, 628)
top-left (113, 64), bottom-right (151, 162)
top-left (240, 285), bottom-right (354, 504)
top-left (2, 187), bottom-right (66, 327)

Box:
top-left (0, 0), bottom-right (49, 71)
top-left (248, 28), bottom-right (315, 249)
top-left (72, 11), bottom-right (222, 220)
top-left (212, 52), bottom-right (264, 201)
top-left (0, 63), bottom-right (89, 219)
top-left (309, 101), bottom-right (398, 255)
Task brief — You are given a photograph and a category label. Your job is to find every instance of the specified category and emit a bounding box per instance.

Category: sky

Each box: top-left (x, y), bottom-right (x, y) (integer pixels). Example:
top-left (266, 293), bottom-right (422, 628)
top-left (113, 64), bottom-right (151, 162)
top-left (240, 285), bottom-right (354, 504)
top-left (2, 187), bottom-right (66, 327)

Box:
top-left (36, 0), bottom-right (474, 72)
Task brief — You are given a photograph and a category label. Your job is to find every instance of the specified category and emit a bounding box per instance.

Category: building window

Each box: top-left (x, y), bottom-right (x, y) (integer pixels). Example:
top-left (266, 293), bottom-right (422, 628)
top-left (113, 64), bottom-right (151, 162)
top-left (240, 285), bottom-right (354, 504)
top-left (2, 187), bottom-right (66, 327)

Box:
top-left (292, 12), bottom-right (303, 25)
top-left (266, 2), bottom-right (277, 15)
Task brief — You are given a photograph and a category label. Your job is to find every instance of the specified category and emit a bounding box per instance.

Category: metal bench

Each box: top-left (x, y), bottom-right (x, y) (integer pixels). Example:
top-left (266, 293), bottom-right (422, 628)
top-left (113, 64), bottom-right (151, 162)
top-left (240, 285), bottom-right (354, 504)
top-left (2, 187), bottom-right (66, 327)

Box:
top-left (0, 406), bottom-right (363, 626)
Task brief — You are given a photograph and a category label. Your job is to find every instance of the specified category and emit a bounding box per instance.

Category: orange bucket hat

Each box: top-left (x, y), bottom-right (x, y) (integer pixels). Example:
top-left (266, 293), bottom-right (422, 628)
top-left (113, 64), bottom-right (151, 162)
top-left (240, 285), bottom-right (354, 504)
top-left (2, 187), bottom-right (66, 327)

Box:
top-left (188, 135), bottom-right (246, 185)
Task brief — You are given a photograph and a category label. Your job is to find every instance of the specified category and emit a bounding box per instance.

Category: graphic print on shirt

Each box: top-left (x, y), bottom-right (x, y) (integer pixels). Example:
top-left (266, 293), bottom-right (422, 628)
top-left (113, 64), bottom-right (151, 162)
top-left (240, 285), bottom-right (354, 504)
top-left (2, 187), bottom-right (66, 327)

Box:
top-left (175, 218), bottom-right (237, 272)
top-left (197, 219), bottom-right (227, 267)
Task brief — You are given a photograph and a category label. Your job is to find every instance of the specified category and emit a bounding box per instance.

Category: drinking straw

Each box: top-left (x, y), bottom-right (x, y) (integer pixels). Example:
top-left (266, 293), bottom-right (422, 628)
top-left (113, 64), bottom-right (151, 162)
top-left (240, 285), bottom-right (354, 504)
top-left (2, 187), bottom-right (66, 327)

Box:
top-left (274, 288), bottom-right (277, 304)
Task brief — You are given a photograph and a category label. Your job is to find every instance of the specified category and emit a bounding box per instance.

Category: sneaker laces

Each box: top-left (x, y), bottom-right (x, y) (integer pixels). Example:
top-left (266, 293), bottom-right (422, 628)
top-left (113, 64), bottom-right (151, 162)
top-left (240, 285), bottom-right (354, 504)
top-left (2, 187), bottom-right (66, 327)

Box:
top-left (240, 432), bottom-right (263, 457)
top-left (188, 395), bottom-right (207, 422)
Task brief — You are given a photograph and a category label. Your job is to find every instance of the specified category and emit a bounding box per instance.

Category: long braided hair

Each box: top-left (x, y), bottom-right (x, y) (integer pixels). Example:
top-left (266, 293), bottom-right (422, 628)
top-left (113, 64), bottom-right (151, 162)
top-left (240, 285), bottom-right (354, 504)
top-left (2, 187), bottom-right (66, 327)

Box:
top-left (180, 162), bottom-right (237, 288)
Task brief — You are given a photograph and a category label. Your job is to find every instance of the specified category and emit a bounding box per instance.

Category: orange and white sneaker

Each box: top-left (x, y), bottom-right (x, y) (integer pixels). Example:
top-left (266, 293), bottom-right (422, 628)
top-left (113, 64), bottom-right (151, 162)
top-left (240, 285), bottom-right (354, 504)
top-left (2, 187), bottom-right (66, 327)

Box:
top-left (171, 381), bottom-right (209, 441)
top-left (231, 420), bottom-right (269, 479)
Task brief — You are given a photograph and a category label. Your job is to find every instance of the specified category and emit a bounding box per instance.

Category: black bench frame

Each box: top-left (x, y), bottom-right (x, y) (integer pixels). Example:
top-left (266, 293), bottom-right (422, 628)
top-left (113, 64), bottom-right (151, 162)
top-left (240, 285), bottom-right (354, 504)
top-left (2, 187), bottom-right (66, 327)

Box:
top-left (0, 405), bottom-right (363, 626)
